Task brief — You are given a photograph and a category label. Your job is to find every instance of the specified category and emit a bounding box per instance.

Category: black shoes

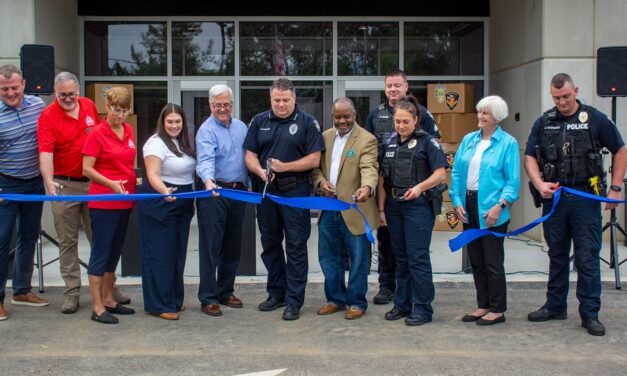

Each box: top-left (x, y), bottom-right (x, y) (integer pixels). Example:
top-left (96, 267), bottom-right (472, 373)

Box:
top-left (105, 303), bottom-right (135, 315)
top-left (373, 288), bottom-right (395, 305)
top-left (405, 314), bottom-right (431, 326)
top-left (258, 296), bottom-right (286, 312)
top-left (91, 310), bottom-right (119, 324)
top-left (461, 314), bottom-right (483, 322)
top-left (282, 305), bottom-right (300, 321)
top-left (384, 307), bottom-right (409, 321)
top-left (527, 308), bottom-right (567, 322)
top-left (476, 315), bottom-right (506, 326)
top-left (581, 319), bottom-right (605, 336)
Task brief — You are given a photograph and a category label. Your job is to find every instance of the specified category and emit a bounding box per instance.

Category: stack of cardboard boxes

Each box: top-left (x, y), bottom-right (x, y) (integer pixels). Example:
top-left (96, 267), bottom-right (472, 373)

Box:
top-left (85, 83), bottom-right (137, 167)
top-left (426, 83), bottom-right (477, 232)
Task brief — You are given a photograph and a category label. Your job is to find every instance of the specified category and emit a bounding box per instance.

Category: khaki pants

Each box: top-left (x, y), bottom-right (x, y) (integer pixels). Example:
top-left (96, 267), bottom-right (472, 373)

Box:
top-left (51, 178), bottom-right (92, 297)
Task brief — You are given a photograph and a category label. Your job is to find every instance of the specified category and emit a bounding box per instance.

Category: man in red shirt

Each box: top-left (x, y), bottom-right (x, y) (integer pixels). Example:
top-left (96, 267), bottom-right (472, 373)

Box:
top-left (38, 72), bottom-right (130, 314)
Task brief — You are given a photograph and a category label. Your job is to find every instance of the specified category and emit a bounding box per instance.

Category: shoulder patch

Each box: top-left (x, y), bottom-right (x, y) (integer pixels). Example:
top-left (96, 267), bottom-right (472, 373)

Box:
top-left (312, 120), bottom-right (320, 132)
top-left (430, 138), bottom-right (441, 149)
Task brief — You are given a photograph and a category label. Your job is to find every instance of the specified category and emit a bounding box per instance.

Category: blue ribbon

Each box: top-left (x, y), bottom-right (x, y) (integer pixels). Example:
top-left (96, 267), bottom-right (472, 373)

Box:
top-left (0, 188), bottom-right (375, 243)
top-left (448, 187), bottom-right (626, 252)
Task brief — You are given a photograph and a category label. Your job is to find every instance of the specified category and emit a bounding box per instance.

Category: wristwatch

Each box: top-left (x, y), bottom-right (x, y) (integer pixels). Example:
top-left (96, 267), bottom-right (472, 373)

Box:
top-left (497, 201), bottom-right (506, 209)
top-left (610, 185), bottom-right (622, 193)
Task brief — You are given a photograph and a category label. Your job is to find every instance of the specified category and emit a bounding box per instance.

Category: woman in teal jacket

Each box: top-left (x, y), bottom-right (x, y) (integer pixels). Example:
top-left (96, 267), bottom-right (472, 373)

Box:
top-left (449, 95), bottom-right (520, 326)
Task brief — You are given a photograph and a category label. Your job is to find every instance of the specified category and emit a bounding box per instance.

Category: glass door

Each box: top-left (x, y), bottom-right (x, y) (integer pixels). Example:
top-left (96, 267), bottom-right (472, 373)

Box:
top-left (339, 80), bottom-right (385, 127)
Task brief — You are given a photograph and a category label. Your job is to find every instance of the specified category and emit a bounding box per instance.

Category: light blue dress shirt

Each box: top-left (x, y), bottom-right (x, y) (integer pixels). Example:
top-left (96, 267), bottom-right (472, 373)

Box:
top-left (195, 115), bottom-right (250, 186)
top-left (449, 125), bottom-right (520, 229)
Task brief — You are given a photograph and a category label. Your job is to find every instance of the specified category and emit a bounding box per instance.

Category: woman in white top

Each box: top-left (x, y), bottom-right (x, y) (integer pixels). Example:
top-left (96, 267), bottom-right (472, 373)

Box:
top-left (137, 103), bottom-right (197, 320)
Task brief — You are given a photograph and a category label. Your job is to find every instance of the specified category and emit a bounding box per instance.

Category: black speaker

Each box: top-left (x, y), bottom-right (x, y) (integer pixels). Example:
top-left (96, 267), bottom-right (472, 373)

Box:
top-left (20, 44), bottom-right (55, 95)
top-left (597, 46), bottom-right (627, 97)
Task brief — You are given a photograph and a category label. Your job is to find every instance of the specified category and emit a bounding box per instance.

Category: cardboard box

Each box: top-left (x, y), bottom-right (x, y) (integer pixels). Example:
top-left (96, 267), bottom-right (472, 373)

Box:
top-left (443, 170), bottom-right (452, 202)
top-left (441, 142), bottom-right (460, 169)
top-left (433, 202), bottom-right (462, 232)
top-left (86, 83), bottom-right (134, 114)
top-left (99, 113), bottom-right (138, 167)
top-left (435, 113), bottom-right (478, 143)
top-left (427, 83), bottom-right (474, 113)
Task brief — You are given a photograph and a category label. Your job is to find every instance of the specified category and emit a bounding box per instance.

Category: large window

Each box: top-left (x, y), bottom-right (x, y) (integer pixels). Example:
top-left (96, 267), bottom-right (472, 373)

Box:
top-left (239, 22), bottom-right (332, 76)
top-left (84, 21), bottom-right (167, 76)
top-left (337, 22), bottom-right (398, 76)
top-left (404, 22), bottom-right (484, 76)
top-left (172, 22), bottom-right (235, 76)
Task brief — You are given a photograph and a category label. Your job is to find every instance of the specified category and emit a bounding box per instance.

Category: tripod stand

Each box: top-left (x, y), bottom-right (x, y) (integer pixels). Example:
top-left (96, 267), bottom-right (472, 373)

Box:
top-left (600, 96), bottom-right (627, 290)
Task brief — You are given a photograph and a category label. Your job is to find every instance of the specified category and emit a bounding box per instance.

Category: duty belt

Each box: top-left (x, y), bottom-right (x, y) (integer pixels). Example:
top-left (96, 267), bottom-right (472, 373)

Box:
top-left (385, 186), bottom-right (409, 199)
top-left (215, 180), bottom-right (246, 190)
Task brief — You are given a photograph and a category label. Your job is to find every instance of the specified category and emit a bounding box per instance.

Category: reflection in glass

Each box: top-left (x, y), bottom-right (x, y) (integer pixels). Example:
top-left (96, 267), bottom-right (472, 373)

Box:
top-left (240, 81), bottom-right (332, 130)
top-left (85, 22), bottom-right (167, 76)
top-left (404, 22), bottom-right (484, 76)
top-left (172, 22), bottom-right (234, 76)
top-left (338, 23), bottom-right (399, 76)
top-left (240, 23), bottom-right (332, 76)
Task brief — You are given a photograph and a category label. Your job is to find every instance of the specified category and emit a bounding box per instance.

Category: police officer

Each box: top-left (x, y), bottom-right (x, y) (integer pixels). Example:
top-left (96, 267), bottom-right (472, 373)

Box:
top-left (365, 68), bottom-right (440, 305)
top-left (376, 96), bottom-right (447, 326)
top-left (244, 78), bottom-right (325, 321)
top-left (525, 73), bottom-right (627, 336)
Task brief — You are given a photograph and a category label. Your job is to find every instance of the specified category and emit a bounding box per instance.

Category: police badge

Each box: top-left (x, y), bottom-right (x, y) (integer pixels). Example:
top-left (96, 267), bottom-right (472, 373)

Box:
top-left (408, 139), bottom-right (417, 149)
top-left (446, 152), bottom-right (455, 167)
top-left (445, 92), bottom-right (460, 111)
top-left (578, 111), bottom-right (588, 123)
top-left (446, 211), bottom-right (459, 229)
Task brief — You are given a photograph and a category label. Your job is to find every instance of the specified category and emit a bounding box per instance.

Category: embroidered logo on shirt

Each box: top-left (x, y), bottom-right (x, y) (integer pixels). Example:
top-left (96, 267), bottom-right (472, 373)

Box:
top-left (128, 140), bottom-right (135, 149)
top-left (85, 115), bottom-right (95, 126)
top-left (312, 120), bottom-right (320, 131)
top-left (289, 123), bottom-right (298, 135)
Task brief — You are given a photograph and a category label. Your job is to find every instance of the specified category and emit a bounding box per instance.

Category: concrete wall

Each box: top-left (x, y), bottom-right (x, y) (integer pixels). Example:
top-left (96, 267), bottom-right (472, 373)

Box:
top-left (489, 0), bottom-right (627, 241)
top-left (34, 0), bottom-right (80, 75)
top-left (0, 0), bottom-right (36, 66)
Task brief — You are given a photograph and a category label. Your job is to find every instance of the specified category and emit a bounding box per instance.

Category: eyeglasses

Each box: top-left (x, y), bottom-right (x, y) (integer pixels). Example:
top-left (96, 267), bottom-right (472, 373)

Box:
top-left (57, 93), bottom-right (78, 100)
top-left (111, 108), bottom-right (131, 116)
top-left (211, 103), bottom-right (232, 109)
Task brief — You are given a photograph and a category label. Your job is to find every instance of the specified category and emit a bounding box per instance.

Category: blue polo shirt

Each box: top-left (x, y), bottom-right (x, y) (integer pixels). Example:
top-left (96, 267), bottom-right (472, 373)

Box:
top-left (196, 114), bottom-right (249, 185)
top-left (0, 95), bottom-right (45, 178)
top-left (244, 105), bottom-right (325, 177)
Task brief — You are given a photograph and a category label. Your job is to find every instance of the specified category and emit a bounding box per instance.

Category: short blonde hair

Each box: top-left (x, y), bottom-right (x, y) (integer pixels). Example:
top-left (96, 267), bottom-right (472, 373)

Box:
top-left (106, 86), bottom-right (132, 109)
top-left (476, 95), bottom-right (508, 122)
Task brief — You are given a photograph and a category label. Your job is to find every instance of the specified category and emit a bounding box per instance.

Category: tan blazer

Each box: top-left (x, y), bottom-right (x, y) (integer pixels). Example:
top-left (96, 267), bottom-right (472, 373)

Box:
top-left (312, 124), bottom-right (380, 235)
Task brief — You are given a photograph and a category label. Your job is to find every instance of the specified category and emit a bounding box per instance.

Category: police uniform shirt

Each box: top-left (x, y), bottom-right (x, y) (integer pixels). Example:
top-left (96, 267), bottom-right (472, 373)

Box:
top-left (382, 132), bottom-right (448, 185)
top-left (243, 104), bottom-right (325, 177)
top-left (365, 102), bottom-right (441, 141)
top-left (525, 101), bottom-right (625, 158)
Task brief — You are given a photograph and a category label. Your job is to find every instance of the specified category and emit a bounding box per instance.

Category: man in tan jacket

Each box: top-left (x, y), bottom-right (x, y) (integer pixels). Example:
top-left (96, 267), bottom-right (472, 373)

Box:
top-left (312, 97), bottom-right (380, 320)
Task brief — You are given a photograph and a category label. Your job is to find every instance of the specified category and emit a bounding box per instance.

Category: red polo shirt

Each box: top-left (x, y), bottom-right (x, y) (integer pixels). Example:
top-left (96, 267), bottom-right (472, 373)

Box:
top-left (82, 119), bottom-right (137, 209)
top-left (37, 97), bottom-right (100, 178)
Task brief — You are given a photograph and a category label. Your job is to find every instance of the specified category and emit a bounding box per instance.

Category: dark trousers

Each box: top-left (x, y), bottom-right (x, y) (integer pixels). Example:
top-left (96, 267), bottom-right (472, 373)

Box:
top-left (257, 182), bottom-right (311, 308)
top-left (376, 226), bottom-right (396, 291)
top-left (196, 188), bottom-right (245, 305)
top-left (88, 208), bottom-right (132, 276)
top-left (0, 174), bottom-right (44, 302)
top-left (464, 193), bottom-right (509, 313)
top-left (138, 182), bottom-right (193, 313)
top-left (542, 195), bottom-right (602, 320)
top-left (385, 195), bottom-right (435, 319)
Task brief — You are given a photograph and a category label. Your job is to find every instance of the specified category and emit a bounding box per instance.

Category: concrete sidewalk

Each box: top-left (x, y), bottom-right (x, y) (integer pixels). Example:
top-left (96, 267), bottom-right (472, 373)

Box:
top-left (1, 282), bottom-right (625, 376)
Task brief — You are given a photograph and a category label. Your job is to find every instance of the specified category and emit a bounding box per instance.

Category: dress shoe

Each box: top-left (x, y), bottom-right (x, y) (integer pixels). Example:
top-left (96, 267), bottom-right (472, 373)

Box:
top-left (317, 303), bottom-right (345, 315)
top-left (528, 308), bottom-right (566, 322)
top-left (258, 296), bottom-right (286, 312)
top-left (581, 319), bottom-right (605, 336)
top-left (105, 303), bottom-right (135, 315)
top-left (405, 314), bottom-right (432, 326)
top-left (345, 306), bottom-right (365, 320)
top-left (61, 295), bottom-right (79, 314)
top-left (373, 288), bottom-right (395, 305)
top-left (219, 295), bottom-right (243, 308)
top-left (91, 310), bottom-right (119, 324)
top-left (201, 303), bottom-right (222, 316)
top-left (113, 286), bottom-right (131, 305)
top-left (282, 305), bottom-right (300, 321)
top-left (11, 292), bottom-right (49, 307)
top-left (158, 312), bottom-right (180, 321)
top-left (0, 303), bottom-right (7, 321)
top-left (476, 314), bottom-right (506, 326)
top-left (461, 314), bottom-right (483, 322)
top-left (384, 307), bottom-right (409, 321)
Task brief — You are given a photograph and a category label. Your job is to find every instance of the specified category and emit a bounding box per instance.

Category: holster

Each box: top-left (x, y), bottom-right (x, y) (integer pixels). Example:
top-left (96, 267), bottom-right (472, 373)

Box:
top-left (426, 183), bottom-right (447, 215)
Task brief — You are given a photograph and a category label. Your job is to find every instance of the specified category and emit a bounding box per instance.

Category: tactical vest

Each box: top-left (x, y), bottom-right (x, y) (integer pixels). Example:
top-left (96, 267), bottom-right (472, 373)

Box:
top-left (373, 104), bottom-right (394, 146)
top-left (381, 130), bottom-right (431, 188)
top-left (538, 104), bottom-right (603, 186)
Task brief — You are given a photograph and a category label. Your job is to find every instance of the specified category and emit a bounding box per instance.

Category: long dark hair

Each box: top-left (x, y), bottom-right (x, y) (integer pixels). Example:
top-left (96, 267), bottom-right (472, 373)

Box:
top-left (156, 103), bottom-right (196, 159)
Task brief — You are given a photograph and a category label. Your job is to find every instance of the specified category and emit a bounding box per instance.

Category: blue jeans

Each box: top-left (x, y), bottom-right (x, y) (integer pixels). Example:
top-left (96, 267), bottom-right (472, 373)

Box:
top-left (542, 194), bottom-right (602, 320)
top-left (0, 174), bottom-right (44, 302)
top-left (318, 211), bottom-right (370, 310)
top-left (385, 195), bottom-right (435, 320)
